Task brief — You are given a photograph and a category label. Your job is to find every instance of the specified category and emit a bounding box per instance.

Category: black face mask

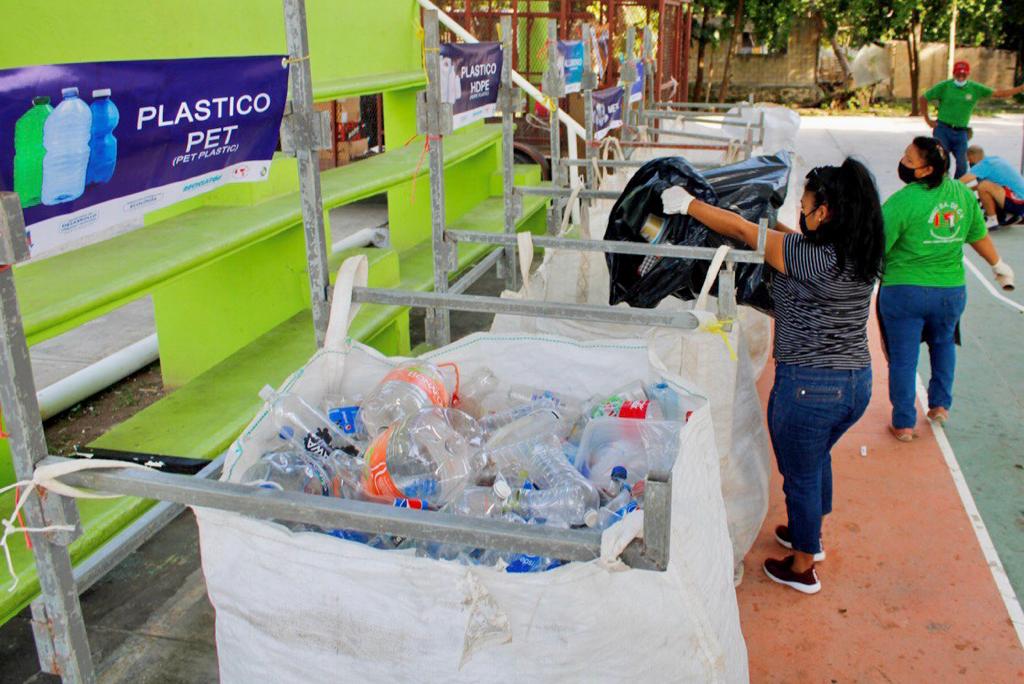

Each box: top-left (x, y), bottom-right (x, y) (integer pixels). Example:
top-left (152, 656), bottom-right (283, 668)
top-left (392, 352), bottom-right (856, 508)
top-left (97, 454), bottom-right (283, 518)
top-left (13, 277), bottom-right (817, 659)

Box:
top-left (898, 162), bottom-right (920, 185)
top-left (799, 206), bottom-right (820, 238)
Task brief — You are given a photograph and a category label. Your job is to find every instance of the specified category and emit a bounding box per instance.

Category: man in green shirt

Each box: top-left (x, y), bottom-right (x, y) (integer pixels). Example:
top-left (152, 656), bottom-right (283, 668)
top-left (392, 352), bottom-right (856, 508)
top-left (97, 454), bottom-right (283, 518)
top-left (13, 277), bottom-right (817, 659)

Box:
top-left (919, 60), bottom-right (1024, 178)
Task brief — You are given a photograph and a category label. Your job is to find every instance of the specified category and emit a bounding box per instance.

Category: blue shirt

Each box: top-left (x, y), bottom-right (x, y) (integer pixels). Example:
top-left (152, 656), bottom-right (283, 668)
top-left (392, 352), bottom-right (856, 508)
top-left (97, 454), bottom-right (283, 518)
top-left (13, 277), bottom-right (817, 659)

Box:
top-left (970, 156), bottom-right (1024, 198)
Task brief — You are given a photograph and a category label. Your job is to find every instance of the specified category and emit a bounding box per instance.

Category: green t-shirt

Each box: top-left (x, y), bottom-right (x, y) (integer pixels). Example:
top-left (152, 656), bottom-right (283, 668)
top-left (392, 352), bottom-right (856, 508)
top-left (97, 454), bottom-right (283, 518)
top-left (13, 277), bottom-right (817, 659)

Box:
top-left (882, 176), bottom-right (987, 287)
top-left (924, 79), bottom-right (993, 128)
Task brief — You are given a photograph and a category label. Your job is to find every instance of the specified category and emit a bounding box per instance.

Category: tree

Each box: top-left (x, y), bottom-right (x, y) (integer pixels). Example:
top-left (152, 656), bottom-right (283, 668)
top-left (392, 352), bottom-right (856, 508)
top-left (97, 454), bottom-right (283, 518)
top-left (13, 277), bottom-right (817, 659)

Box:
top-left (719, 0), bottom-right (745, 101)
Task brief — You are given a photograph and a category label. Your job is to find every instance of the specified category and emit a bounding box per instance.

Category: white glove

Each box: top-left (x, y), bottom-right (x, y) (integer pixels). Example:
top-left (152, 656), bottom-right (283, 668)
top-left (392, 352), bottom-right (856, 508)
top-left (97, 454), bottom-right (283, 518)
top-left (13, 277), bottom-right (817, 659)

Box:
top-left (660, 185), bottom-right (695, 215)
top-left (993, 259), bottom-right (1015, 291)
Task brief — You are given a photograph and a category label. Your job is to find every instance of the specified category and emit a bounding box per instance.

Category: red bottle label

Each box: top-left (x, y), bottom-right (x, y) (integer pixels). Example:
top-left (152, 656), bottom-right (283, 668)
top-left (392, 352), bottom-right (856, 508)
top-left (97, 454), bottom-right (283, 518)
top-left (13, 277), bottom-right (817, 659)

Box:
top-left (616, 400), bottom-right (650, 419)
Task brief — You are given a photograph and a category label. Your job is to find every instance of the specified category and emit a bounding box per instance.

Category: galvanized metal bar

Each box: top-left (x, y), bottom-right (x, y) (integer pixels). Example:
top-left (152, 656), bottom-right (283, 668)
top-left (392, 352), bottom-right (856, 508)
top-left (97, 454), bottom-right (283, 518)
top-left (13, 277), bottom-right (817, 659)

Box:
top-left (641, 25), bottom-right (655, 119)
top-left (44, 457), bottom-right (607, 563)
top-left (717, 265), bottom-right (737, 329)
top-left (620, 470), bottom-right (671, 571)
top-left (518, 186), bottom-right (622, 200)
top-left (0, 195), bottom-right (95, 682)
top-left (448, 248), bottom-right (503, 295)
top-left (641, 111), bottom-right (754, 126)
top-left (445, 229), bottom-right (766, 264)
top-left (652, 100), bottom-right (753, 110)
top-left (561, 158), bottom-right (716, 170)
top-left (620, 27), bottom-right (637, 141)
top-left (543, 19), bottom-right (565, 235)
top-left (353, 287), bottom-right (701, 330)
top-left (581, 23), bottom-right (596, 234)
top-left (283, 0), bottom-right (331, 348)
top-left (72, 456), bottom-right (224, 594)
top-left (498, 15), bottom-right (520, 290)
top-left (640, 126), bottom-right (735, 143)
top-left (422, 10), bottom-right (452, 347)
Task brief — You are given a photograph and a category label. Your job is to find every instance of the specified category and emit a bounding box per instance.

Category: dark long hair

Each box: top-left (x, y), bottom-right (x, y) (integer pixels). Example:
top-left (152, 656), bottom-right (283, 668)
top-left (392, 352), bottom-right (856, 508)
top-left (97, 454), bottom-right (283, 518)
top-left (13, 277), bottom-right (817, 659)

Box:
top-left (910, 136), bottom-right (950, 189)
top-left (804, 158), bottom-right (885, 283)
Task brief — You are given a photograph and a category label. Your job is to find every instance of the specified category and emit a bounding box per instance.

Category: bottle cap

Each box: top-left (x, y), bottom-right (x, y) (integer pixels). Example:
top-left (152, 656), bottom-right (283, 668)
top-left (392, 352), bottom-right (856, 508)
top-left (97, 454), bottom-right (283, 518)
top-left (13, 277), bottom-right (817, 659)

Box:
top-left (583, 509), bottom-right (599, 527)
top-left (32, 96), bottom-right (50, 106)
top-left (278, 426), bottom-right (295, 440)
top-left (92, 88), bottom-right (111, 98)
top-left (611, 465), bottom-right (628, 481)
top-left (258, 385), bottom-right (276, 402)
top-left (492, 478), bottom-right (512, 500)
top-left (61, 87), bottom-right (79, 97)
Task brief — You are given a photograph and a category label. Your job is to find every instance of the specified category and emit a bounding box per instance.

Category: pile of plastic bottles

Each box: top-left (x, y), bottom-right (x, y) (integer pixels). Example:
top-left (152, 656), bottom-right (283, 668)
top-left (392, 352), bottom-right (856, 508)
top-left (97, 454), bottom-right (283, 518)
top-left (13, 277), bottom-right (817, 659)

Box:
top-left (240, 361), bottom-right (690, 573)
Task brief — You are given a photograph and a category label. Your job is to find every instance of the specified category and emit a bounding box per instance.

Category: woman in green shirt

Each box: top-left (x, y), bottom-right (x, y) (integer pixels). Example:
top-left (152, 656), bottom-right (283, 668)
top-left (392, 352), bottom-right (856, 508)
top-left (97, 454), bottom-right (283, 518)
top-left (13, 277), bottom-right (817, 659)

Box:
top-left (881, 137), bottom-right (1014, 440)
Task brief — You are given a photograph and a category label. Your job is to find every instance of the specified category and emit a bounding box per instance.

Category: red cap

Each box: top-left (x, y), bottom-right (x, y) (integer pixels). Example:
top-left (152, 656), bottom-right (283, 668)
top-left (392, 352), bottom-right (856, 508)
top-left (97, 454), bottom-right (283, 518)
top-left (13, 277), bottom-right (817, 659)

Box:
top-left (953, 61), bottom-right (970, 76)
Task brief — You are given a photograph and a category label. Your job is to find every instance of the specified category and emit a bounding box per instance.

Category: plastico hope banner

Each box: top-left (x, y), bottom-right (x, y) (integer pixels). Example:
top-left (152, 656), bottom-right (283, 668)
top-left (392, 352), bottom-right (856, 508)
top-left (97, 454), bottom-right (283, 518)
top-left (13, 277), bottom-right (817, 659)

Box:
top-left (593, 85), bottom-right (624, 140)
top-left (439, 42), bottom-right (503, 130)
top-left (558, 40), bottom-right (585, 94)
top-left (0, 55), bottom-right (288, 260)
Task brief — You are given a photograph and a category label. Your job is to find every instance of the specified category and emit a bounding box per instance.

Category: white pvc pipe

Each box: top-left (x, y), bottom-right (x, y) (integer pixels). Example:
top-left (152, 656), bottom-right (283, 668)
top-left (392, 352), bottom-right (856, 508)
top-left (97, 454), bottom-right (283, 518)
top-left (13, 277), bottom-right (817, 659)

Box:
top-left (36, 334), bottom-right (159, 421)
top-left (331, 227), bottom-right (386, 254)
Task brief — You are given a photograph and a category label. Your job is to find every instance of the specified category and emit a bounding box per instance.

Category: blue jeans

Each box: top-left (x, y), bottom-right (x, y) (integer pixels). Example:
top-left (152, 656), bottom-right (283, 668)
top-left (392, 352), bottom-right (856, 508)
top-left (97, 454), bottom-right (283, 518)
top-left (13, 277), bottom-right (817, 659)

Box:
top-left (933, 122), bottom-right (969, 178)
top-left (767, 363), bottom-right (872, 555)
top-left (879, 285), bottom-right (966, 429)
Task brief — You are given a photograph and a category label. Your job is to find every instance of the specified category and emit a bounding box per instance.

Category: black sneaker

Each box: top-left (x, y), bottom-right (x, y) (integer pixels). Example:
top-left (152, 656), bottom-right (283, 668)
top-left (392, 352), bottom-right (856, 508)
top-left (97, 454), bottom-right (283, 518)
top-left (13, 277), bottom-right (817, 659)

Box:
top-left (774, 525), bottom-right (826, 561)
top-left (763, 555), bottom-right (821, 595)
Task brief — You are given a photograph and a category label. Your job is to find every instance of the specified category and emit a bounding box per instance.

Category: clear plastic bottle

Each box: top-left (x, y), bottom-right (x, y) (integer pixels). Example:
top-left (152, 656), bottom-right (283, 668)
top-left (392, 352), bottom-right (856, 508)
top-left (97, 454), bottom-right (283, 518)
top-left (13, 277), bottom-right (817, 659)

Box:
top-left (490, 435), bottom-right (599, 527)
top-left (359, 361), bottom-right (454, 435)
top-left (507, 385), bottom-right (584, 413)
top-left (477, 401), bottom-right (563, 437)
top-left (596, 468), bottom-right (638, 529)
top-left (274, 426), bottom-right (363, 498)
top-left (362, 408), bottom-right (485, 507)
top-left (86, 89), bottom-right (119, 184)
top-left (41, 87), bottom-right (92, 205)
top-left (644, 381), bottom-right (690, 422)
top-left (259, 386), bottom-right (358, 457)
top-left (454, 367), bottom-right (501, 418)
top-left (446, 479), bottom-right (512, 518)
top-left (241, 450), bottom-right (335, 497)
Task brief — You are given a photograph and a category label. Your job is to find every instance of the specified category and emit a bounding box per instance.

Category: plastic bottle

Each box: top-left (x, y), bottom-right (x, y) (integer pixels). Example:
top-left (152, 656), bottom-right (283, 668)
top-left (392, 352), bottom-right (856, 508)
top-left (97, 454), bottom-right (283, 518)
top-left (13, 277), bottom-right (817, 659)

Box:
top-left (362, 408), bottom-right (485, 507)
top-left (241, 450), bottom-right (335, 497)
top-left (446, 479), bottom-right (512, 518)
top-left (454, 367), bottom-right (501, 418)
top-left (644, 381), bottom-right (693, 422)
top-left (477, 401), bottom-right (563, 437)
top-left (507, 385), bottom-right (583, 413)
top-left (86, 89), bottom-right (119, 184)
top-left (596, 468), bottom-right (638, 529)
top-left (576, 417), bottom-right (680, 490)
top-left (585, 381), bottom-right (662, 420)
top-left (273, 426), bottom-right (363, 498)
top-left (13, 96), bottom-right (53, 208)
top-left (41, 87), bottom-right (92, 205)
top-left (359, 361), bottom-right (454, 435)
top-left (259, 385), bottom-right (358, 458)
top-left (490, 435), bottom-right (600, 527)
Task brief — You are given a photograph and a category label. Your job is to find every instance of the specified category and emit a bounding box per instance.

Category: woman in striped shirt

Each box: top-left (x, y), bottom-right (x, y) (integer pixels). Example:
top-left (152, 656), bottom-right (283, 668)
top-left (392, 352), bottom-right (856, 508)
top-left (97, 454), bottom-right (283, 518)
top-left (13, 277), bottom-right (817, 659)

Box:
top-left (661, 158), bottom-right (885, 594)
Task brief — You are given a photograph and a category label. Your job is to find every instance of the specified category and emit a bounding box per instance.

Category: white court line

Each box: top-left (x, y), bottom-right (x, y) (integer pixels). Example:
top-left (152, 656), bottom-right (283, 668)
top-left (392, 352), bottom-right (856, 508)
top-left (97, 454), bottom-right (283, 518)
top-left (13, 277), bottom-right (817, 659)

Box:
top-left (964, 256), bottom-right (1024, 314)
top-left (915, 377), bottom-right (1024, 649)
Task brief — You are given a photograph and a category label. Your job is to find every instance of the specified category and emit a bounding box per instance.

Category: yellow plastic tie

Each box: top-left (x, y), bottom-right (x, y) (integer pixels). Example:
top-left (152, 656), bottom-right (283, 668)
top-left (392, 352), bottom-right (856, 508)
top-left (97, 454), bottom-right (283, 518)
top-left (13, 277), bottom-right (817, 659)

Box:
top-left (700, 318), bottom-right (738, 361)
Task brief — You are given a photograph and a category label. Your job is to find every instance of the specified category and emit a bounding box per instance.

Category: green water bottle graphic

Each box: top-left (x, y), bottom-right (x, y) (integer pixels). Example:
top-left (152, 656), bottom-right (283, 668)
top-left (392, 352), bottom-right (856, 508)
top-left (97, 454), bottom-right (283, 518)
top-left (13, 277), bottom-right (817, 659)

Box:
top-left (13, 96), bottom-right (53, 208)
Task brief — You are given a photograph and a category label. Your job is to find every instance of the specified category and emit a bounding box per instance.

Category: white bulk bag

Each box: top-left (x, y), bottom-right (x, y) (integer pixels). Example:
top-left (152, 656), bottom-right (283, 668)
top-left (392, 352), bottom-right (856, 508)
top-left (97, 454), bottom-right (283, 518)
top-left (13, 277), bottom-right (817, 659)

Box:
top-left (195, 256), bottom-right (749, 683)
top-left (492, 241), bottom-right (771, 574)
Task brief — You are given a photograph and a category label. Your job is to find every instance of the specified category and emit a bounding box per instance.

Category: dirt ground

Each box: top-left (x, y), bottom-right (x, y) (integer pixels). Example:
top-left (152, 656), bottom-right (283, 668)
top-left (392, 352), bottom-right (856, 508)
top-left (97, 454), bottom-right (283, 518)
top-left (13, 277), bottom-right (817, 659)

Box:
top-left (42, 362), bottom-right (167, 456)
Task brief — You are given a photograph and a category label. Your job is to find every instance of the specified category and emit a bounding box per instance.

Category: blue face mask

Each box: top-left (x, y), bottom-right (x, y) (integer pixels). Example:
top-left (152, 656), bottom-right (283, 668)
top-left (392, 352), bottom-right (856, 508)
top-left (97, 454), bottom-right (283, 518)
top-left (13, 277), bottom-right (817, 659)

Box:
top-left (954, 78), bottom-right (967, 87)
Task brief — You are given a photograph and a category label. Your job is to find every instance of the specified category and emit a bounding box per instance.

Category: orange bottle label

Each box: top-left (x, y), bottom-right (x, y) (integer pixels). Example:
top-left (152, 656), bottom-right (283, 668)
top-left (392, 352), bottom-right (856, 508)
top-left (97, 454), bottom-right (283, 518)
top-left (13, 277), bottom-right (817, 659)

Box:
top-left (381, 365), bottom-right (449, 407)
top-left (363, 427), bottom-right (404, 500)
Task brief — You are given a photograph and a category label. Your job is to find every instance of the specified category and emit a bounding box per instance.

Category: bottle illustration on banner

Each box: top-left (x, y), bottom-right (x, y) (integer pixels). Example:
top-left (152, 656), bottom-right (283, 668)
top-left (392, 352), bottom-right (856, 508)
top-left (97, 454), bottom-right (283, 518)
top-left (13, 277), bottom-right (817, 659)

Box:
top-left (41, 87), bottom-right (92, 206)
top-left (86, 89), bottom-right (119, 184)
top-left (13, 96), bottom-right (53, 208)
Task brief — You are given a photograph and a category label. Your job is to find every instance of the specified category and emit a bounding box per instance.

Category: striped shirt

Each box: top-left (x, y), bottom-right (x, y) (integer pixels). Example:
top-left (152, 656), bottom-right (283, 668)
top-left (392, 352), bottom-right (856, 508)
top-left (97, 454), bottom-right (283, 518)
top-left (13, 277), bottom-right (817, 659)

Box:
top-left (773, 233), bottom-right (874, 370)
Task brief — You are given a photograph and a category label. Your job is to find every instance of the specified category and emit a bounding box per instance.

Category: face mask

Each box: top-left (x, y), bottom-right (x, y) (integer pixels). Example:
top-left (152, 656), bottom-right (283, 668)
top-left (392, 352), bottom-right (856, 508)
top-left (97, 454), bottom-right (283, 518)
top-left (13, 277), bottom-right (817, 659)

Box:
top-left (799, 207), bottom-right (821, 238)
top-left (898, 162), bottom-right (920, 184)
top-left (954, 78), bottom-right (967, 87)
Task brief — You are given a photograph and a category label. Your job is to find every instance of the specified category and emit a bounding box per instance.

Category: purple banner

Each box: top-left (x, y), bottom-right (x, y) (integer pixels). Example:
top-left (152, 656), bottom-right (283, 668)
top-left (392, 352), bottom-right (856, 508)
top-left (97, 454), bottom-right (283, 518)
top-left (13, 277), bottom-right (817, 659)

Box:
top-left (0, 56), bottom-right (288, 259)
top-left (593, 86), bottom-right (624, 140)
top-left (439, 42), bottom-right (503, 130)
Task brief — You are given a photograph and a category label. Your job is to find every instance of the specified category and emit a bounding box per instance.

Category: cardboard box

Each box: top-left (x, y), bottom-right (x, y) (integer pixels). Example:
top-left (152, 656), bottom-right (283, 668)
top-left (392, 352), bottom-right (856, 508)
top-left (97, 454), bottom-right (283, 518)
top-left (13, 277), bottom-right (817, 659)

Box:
top-left (336, 97), bottom-right (361, 124)
top-left (314, 101), bottom-right (337, 170)
top-left (336, 137), bottom-right (369, 166)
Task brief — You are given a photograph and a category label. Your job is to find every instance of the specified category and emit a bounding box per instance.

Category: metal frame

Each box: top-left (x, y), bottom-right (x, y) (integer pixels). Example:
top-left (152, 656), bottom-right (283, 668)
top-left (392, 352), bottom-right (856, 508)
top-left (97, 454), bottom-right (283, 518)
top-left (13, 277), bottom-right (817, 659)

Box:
top-left (3, 6), bottom-right (771, 682)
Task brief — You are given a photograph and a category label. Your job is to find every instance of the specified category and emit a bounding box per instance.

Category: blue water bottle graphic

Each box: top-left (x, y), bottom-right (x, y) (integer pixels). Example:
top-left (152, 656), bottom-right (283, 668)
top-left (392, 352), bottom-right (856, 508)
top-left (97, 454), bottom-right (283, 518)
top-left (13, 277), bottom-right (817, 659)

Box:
top-left (86, 89), bottom-right (118, 184)
top-left (41, 87), bottom-right (92, 206)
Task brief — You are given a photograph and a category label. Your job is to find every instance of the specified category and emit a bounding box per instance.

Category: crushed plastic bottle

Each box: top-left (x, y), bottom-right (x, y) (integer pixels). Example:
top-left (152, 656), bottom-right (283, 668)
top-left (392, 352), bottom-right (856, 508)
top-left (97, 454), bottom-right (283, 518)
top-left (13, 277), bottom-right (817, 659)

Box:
top-left (446, 479), bottom-right (512, 518)
top-left (454, 367), bottom-right (501, 418)
top-left (362, 408), bottom-right (485, 507)
top-left (259, 386), bottom-right (358, 457)
top-left (507, 385), bottom-right (584, 413)
top-left (359, 361), bottom-right (455, 435)
top-left (597, 468), bottom-right (638, 529)
top-left (241, 450), bottom-right (337, 496)
top-left (577, 418), bottom-right (681, 490)
top-left (490, 435), bottom-right (600, 527)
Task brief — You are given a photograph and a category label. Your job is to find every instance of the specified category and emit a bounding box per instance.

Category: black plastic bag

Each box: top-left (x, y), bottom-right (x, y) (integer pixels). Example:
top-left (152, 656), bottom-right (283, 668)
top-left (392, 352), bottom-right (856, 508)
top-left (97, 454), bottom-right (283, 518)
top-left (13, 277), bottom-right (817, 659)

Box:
top-left (603, 153), bottom-right (792, 314)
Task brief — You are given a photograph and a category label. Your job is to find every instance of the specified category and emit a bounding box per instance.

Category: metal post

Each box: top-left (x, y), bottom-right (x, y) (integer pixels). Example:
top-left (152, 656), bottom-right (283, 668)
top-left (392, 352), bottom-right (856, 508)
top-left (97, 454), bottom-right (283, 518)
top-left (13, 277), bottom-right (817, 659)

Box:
top-left (282, 0), bottom-right (331, 348)
top-left (498, 16), bottom-right (523, 290)
top-left (420, 10), bottom-right (454, 347)
top-left (641, 25), bottom-right (655, 121)
top-left (581, 24), bottom-right (596, 235)
top-left (620, 26), bottom-right (637, 141)
top-left (0, 194), bottom-right (95, 682)
top-left (717, 263), bottom-right (736, 330)
top-left (543, 20), bottom-right (566, 235)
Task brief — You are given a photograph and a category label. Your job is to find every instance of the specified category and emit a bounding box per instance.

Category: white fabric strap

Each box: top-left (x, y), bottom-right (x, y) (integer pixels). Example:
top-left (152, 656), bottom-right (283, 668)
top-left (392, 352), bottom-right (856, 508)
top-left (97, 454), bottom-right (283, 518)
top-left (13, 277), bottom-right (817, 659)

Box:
top-left (324, 255), bottom-right (369, 352)
top-left (559, 185), bottom-right (582, 236)
top-left (695, 245), bottom-right (732, 312)
top-left (517, 231), bottom-right (535, 298)
top-left (1, 459), bottom-right (154, 592)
